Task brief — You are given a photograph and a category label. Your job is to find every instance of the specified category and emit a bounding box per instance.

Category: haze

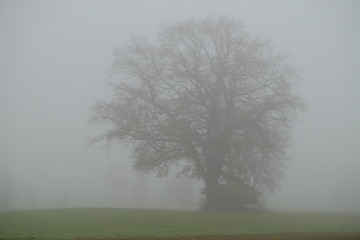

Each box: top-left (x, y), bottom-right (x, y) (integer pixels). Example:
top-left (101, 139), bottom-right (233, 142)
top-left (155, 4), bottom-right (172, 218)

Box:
top-left (1, 0), bottom-right (359, 213)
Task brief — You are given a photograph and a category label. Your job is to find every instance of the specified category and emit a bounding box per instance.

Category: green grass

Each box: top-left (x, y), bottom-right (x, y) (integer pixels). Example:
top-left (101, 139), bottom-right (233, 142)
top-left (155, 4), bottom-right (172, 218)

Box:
top-left (0, 208), bottom-right (360, 239)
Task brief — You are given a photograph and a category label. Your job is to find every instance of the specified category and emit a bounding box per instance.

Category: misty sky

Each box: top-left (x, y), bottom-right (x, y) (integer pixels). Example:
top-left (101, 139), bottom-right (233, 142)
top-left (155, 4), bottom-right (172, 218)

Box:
top-left (1, 0), bottom-right (359, 212)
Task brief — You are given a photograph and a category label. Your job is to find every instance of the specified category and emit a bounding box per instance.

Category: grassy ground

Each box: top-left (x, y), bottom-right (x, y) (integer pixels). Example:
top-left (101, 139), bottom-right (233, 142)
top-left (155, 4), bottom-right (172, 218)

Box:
top-left (0, 208), bottom-right (360, 240)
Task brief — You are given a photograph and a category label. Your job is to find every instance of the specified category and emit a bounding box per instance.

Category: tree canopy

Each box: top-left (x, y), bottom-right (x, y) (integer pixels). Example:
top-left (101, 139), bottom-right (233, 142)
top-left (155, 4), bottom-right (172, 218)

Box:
top-left (90, 17), bottom-right (304, 209)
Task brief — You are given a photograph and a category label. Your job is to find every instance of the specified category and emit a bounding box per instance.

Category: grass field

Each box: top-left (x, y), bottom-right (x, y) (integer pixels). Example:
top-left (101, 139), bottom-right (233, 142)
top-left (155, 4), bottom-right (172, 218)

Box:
top-left (0, 208), bottom-right (360, 240)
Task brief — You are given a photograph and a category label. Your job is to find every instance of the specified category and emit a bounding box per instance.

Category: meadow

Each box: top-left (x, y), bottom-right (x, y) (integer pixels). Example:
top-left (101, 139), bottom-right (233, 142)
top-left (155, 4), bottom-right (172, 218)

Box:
top-left (0, 208), bottom-right (360, 240)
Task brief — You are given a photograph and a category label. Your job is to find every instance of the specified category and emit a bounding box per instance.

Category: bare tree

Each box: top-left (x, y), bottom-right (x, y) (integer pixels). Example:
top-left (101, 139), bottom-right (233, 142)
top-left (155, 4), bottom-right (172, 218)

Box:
top-left (90, 17), bottom-right (304, 209)
top-left (0, 169), bottom-right (15, 211)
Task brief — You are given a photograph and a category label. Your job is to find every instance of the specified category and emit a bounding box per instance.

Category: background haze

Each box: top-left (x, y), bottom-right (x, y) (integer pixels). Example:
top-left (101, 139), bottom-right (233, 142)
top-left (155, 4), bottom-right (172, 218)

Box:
top-left (1, 0), bottom-right (359, 212)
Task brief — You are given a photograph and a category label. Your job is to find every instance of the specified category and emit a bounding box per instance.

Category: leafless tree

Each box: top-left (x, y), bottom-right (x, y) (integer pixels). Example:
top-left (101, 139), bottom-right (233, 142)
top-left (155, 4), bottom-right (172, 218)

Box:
top-left (89, 17), bottom-right (304, 209)
top-left (0, 169), bottom-right (15, 211)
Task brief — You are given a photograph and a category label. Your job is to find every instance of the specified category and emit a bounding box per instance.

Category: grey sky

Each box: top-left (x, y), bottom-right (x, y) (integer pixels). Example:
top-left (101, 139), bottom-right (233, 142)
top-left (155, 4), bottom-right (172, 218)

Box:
top-left (1, 0), bottom-right (359, 211)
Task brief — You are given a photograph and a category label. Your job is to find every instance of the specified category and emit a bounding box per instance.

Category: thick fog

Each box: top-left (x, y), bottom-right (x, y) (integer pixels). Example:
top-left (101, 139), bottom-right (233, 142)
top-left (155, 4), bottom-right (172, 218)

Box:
top-left (1, 0), bottom-right (359, 212)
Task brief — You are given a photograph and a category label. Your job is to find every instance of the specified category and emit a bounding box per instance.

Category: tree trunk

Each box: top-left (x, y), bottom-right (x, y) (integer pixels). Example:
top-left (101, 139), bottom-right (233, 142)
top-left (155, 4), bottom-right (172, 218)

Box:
top-left (203, 175), bottom-right (221, 210)
top-left (202, 139), bottom-right (225, 210)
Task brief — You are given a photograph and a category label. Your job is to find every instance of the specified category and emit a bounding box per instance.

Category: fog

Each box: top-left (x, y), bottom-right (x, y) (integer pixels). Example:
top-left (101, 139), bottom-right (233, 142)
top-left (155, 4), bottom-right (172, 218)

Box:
top-left (1, 0), bottom-right (359, 212)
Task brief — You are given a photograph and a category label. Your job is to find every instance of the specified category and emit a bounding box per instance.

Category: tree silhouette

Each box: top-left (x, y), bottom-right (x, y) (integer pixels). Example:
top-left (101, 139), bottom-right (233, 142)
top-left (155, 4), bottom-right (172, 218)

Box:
top-left (90, 17), bottom-right (304, 209)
